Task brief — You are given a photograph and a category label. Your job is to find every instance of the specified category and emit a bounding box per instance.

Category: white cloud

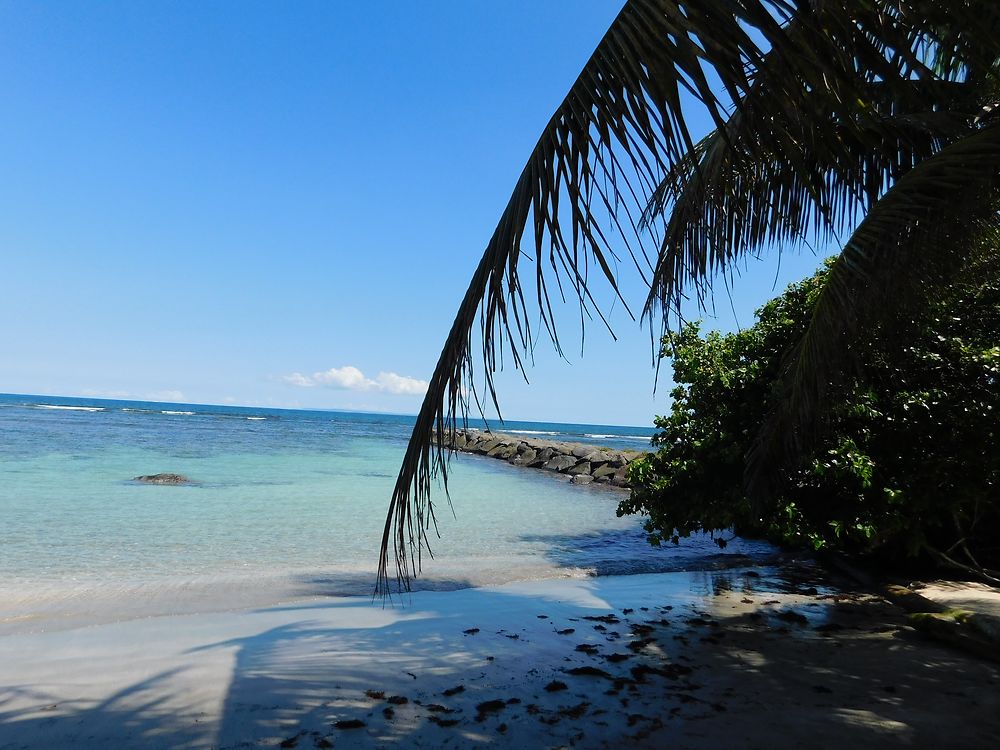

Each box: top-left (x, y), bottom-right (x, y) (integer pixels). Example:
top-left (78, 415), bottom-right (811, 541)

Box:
top-left (312, 366), bottom-right (373, 390)
top-left (283, 365), bottom-right (427, 396)
top-left (283, 372), bottom-right (318, 388)
top-left (372, 371), bottom-right (427, 396)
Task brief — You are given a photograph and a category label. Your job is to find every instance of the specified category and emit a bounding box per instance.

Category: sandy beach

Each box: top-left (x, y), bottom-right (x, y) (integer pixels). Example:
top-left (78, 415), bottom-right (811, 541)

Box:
top-left (2, 564), bottom-right (998, 750)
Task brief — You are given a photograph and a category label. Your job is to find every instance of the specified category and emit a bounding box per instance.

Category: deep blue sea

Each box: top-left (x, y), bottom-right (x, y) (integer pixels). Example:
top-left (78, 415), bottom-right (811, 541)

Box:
top-left (0, 393), bottom-right (776, 632)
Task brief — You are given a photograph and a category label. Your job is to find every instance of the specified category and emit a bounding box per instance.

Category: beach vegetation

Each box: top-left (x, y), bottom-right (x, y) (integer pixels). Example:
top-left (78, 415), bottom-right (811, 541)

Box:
top-left (378, 0), bottom-right (1000, 591)
top-left (620, 251), bottom-right (1000, 581)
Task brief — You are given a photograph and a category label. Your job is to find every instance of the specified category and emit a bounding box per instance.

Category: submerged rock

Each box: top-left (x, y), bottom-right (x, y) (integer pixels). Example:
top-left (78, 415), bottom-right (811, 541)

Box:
top-left (133, 473), bottom-right (192, 485)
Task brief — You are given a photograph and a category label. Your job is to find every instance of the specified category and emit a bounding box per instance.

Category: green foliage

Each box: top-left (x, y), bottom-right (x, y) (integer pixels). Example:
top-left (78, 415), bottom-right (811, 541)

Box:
top-left (620, 254), bottom-right (1000, 571)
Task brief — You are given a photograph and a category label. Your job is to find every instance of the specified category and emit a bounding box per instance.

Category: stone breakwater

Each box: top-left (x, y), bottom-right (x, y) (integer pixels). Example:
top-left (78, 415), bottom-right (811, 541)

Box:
top-left (442, 429), bottom-right (645, 488)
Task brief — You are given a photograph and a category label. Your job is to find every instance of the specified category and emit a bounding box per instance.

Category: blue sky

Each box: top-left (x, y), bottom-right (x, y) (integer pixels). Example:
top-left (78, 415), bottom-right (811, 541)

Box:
top-left (0, 1), bottom-right (826, 426)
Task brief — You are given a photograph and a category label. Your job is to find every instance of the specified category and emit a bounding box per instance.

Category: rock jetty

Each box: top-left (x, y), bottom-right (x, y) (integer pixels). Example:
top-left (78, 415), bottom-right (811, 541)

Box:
top-left (441, 429), bottom-right (645, 488)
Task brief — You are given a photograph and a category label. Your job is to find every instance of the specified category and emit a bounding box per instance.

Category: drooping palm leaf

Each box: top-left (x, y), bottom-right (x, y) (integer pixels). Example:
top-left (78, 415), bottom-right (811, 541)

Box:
top-left (747, 121), bottom-right (1000, 496)
top-left (643, 80), bottom-right (982, 313)
top-left (377, 0), bottom-right (1000, 594)
top-left (642, 8), bottom-right (999, 324)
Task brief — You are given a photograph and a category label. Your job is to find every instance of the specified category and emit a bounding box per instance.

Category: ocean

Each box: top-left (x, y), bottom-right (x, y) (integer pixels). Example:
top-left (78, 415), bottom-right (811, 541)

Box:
top-left (0, 393), bottom-right (776, 633)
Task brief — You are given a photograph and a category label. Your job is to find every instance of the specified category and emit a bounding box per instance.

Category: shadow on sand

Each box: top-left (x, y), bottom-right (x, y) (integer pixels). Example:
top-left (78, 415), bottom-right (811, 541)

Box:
top-left (2, 567), bottom-right (1000, 749)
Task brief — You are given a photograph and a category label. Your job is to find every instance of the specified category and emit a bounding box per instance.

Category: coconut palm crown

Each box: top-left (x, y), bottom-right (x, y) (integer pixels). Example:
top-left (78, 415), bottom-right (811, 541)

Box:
top-left (377, 0), bottom-right (1000, 594)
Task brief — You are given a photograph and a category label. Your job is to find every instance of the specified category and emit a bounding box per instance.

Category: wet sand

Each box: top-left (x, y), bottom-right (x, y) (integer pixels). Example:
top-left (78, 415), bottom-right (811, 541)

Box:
top-left (1, 566), bottom-right (998, 749)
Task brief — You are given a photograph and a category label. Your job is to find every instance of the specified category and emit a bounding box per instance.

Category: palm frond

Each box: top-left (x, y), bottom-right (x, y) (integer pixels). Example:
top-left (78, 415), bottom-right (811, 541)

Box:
top-left (642, 5), bottom-right (1000, 325)
top-left (747, 122), bottom-right (1000, 497)
top-left (377, 0), bottom-right (1000, 595)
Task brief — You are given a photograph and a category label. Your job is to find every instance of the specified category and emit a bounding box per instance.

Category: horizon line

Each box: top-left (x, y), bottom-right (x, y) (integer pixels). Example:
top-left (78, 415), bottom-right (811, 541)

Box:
top-left (0, 391), bottom-right (651, 430)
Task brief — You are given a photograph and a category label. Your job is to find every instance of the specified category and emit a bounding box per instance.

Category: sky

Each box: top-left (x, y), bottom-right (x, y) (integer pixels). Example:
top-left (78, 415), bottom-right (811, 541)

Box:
top-left (0, 1), bottom-right (828, 427)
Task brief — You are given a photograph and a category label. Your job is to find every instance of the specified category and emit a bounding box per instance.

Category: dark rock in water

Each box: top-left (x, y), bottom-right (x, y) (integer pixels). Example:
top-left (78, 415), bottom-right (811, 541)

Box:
top-left (133, 473), bottom-right (192, 485)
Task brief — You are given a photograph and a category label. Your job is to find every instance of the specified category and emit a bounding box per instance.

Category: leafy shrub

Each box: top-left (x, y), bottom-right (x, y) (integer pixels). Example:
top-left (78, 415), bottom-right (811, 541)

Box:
top-left (619, 254), bottom-right (1000, 576)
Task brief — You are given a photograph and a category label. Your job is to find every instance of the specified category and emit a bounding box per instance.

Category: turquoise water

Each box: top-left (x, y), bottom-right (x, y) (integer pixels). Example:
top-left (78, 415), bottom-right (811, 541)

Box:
top-left (0, 393), bottom-right (775, 630)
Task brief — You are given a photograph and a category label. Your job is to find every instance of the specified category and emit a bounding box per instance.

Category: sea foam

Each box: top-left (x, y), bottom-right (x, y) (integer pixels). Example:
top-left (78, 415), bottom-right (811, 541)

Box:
top-left (35, 404), bottom-right (105, 412)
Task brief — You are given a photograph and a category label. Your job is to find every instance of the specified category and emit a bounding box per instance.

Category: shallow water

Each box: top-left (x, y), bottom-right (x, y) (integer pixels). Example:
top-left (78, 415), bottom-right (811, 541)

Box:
top-left (0, 393), bottom-right (777, 631)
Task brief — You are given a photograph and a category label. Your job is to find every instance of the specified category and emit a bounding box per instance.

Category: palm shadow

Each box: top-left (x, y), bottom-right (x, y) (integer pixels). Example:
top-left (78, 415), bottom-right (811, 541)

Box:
top-left (3, 569), bottom-right (1000, 749)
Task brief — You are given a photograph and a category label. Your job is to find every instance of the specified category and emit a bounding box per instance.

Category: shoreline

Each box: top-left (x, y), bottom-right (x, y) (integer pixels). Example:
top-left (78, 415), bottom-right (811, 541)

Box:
top-left (0, 537), bottom-right (782, 638)
top-left (2, 566), bottom-right (998, 748)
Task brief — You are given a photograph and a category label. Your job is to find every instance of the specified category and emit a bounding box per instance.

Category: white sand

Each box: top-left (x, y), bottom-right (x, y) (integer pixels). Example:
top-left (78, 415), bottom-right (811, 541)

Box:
top-left (1, 568), bottom-right (998, 749)
top-left (915, 579), bottom-right (1000, 618)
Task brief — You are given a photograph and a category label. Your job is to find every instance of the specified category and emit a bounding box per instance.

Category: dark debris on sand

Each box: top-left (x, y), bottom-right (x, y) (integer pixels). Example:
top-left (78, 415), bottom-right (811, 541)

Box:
top-left (566, 666), bottom-right (614, 679)
top-left (333, 719), bottom-right (365, 730)
top-left (475, 699), bottom-right (508, 722)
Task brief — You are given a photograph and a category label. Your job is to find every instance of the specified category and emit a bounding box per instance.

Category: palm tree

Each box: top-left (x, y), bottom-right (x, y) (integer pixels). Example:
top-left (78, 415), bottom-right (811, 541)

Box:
top-left (377, 0), bottom-right (1000, 594)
